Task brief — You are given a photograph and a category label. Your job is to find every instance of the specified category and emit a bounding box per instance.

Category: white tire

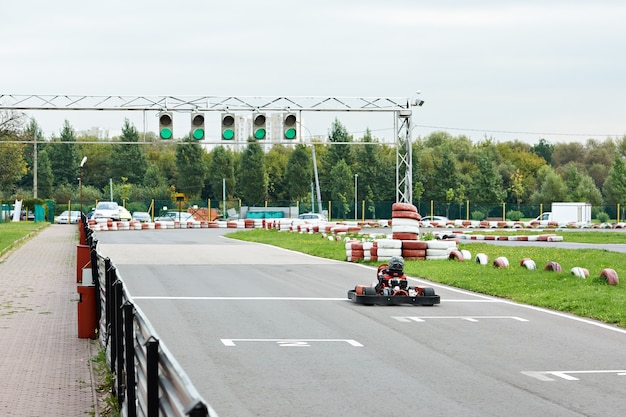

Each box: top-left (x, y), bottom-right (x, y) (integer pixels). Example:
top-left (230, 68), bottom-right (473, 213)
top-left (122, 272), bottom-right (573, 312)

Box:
top-left (391, 225), bottom-right (420, 234)
top-left (375, 239), bottom-right (402, 249)
top-left (475, 253), bottom-right (488, 265)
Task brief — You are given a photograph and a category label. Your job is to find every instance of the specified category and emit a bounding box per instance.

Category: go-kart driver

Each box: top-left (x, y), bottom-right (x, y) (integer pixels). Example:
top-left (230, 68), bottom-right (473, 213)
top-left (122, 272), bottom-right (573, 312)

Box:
top-left (375, 256), bottom-right (409, 295)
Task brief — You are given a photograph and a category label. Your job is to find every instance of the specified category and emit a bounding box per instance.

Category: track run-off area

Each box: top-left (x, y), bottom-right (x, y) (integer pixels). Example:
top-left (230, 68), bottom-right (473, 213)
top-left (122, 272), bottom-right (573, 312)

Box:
top-left (96, 228), bottom-right (626, 417)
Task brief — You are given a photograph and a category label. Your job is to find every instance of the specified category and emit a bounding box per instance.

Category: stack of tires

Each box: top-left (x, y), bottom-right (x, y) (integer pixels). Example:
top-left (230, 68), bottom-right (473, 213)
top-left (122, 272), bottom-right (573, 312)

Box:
top-left (373, 239), bottom-right (402, 261)
top-left (425, 240), bottom-right (458, 260)
top-left (391, 202), bottom-right (420, 240)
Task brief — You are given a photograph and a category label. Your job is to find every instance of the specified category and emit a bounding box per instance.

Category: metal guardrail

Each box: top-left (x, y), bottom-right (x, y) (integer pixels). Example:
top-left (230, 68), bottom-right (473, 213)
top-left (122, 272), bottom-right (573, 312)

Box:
top-left (82, 217), bottom-right (218, 417)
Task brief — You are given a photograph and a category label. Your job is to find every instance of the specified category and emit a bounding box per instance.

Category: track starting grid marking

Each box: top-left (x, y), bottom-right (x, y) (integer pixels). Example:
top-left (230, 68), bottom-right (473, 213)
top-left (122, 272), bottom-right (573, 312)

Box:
top-left (221, 339), bottom-right (364, 347)
top-left (522, 370), bottom-right (626, 381)
top-left (392, 316), bottom-right (529, 323)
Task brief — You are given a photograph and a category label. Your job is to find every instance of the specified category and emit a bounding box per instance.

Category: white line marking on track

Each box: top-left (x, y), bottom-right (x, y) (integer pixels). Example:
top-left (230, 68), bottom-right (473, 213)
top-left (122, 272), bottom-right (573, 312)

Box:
top-left (392, 316), bottom-right (529, 323)
top-left (221, 339), bottom-right (364, 347)
top-left (133, 296), bottom-right (346, 300)
top-left (522, 370), bottom-right (626, 381)
top-left (131, 296), bottom-right (492, 302)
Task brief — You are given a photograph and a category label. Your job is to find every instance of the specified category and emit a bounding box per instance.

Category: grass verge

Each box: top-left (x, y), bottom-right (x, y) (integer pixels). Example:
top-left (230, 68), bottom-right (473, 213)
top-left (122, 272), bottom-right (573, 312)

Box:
top-left (0, 221), bottom-right (49, 260)
top-left (228, 229), bottom-right (626, 328)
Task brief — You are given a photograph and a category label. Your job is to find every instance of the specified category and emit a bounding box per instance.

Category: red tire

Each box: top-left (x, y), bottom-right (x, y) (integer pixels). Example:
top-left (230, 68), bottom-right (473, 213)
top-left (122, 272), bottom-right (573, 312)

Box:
top-left (493, 256), bottom-right (509, 268)
top-left (391, 202), bottom-right (417, 212)
top-left (350, 249), bottom-right (365, 258)
top-left (392, 232), bottom-right (418, 241)
top-left (401, 240), bottom-right (428, 250)
top-left (600, 268), bottom-right (619, 285)
top-left (402, 249), bottom-right (426, 258)
top-left (392, 210), bottom-right (421, 220)
top-left (448, 250), bottom-right (464, 261)
top-left (544, 261), bottom-right (562, 272)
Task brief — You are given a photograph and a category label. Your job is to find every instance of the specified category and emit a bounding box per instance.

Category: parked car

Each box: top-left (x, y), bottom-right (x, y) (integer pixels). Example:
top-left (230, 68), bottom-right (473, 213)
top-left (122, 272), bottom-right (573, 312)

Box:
top-left (155, 212), bottom-right (195, 222)
top-left (132, 211), bottom-right (152, 223)
top-left (93, 201), bottom-right (121, 221)
top-left (420, 216), bottom-right (450, 225)
top-left (118, 206), bottom-right (132, 222)
top-left (297, 212), bottom-right (328, 222)
top-left (55, 210), bottom-right (82, 224)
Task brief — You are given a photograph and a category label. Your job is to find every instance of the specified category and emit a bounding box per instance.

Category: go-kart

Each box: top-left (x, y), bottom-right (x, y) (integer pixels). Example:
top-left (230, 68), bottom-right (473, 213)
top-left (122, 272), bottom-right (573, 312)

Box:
top-left (347, 263), bottom-right (440, 306)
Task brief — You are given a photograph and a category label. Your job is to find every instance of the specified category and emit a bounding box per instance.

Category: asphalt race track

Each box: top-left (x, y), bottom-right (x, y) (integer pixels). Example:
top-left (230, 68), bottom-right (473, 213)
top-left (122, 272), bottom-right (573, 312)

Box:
top-left (97, 229), bottom-right (626, 417)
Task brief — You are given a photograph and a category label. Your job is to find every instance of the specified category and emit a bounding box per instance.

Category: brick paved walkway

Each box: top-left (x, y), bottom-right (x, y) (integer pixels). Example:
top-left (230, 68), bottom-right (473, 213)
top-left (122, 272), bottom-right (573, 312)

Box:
top-left (0, 224), bottom-right (96, 416)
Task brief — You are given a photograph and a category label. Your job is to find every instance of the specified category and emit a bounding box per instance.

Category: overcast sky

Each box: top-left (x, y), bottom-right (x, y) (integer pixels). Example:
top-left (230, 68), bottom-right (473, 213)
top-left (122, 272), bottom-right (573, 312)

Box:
top-left (2, 0), bottom-right (625, 144)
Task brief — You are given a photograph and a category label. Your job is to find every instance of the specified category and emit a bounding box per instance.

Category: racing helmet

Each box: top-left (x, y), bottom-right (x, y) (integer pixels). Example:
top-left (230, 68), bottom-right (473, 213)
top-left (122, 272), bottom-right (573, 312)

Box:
top-left (388, 256), bottom-right (405, 275)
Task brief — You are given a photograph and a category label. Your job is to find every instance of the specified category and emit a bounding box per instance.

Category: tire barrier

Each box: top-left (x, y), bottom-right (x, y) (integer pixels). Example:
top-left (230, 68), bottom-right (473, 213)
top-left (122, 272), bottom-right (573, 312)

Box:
top-left (520, 258), bottom-right (537, 270)
top-left (544, 261), bottom-right (562, 272)
top-left (455, 233), bottom-right (563, 242)
top-left (475, 253), bottom-right (489, 265)
top-left (424, 240), bottom-right (457, 260)
top-left (391, 203), bottom-right (420, 243)
top-left (448, 249), bottom-right (464, 261)
top-left (570, 267), bottom-right (590, 279)
top-left (493, 256), bottom-right (510, 268)
top-left (600, 268), bottom-right (619, 285)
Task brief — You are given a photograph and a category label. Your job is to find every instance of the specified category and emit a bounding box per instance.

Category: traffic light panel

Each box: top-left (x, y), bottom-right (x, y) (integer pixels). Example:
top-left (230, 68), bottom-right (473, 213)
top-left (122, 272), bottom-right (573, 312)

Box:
top-left (252, 113), bottom-right (266, 140)
top-left (191, 112), bottom-right (205, 140)
top-left (159, 111), bottom-right (173, 139)
top-left (221, 113), bottom-right (235, 140)
top-left (283, 113), bottom-right (297, 139)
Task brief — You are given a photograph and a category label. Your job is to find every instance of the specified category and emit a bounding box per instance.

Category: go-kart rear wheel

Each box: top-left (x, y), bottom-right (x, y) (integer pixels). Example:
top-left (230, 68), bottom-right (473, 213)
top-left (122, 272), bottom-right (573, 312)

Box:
top-left (363, 287), bottom-right (377, 296)
top-left (422, 287), bottom-right (435, 296)
top-left (422, 287), bottom-right (436, 306)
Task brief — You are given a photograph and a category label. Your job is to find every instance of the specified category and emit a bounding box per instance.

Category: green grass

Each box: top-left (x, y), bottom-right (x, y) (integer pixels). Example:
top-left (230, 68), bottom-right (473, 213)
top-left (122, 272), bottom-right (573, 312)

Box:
top-left (0, 221), bottom-right (49, 259)
top-left (228, 229), bottom-right (626, 328)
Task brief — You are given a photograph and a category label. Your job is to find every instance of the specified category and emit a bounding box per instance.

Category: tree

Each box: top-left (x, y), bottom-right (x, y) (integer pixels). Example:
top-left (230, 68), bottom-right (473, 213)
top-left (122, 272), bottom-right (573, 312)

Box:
top-left (319, 118), bottom-right (352, 200)
top-left (329, 159), bottom-right (353, 218)
top-left (266, 145), bottom-right (290, 202)
top-left (354, 129), bottom-right (392, 202)
top-left (0, 142), bottom-right (27, 193)
top-left (175, 140), bottom-right (206, 199)
top-left (530, 138), bottom-right (554, 164)
top-left (110, 119), bottom-right (147, 185)
top-left (531, 166), bottom-right (569, 204)
top-left (468, 151), bottom-right (505, 205)
top-left (37, 149), bottom-right (54, 199)
top-left (47, 120), bottom-right (79, 186)
top-left (236, 142), bottom-right (267, 205)
top-left (207, 146), bottom-right (235, 200)
top-left (603, 155), bottom-right (626, 205)
top-left (509, 168), bottom-right (525, 208)
top-left (284, 144), bottom-right (311, 201)
top-left (18, 119), bottom-right (45, 192)
top-left (574, 174), bottom-right (603, 206)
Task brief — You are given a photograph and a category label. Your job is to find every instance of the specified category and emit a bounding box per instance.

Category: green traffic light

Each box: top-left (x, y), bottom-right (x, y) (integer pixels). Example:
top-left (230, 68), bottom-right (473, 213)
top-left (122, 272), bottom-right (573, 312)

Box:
top-left (254, 128), bottom-right (266, 140)
top-left (222, 129), bottom-right (235, 140)
top-left (160, 128), bottom-right (173, 140)
top-left (192, 128), bottom-right (205, 140)
top-left (284, 128), bottom-right (296, 139)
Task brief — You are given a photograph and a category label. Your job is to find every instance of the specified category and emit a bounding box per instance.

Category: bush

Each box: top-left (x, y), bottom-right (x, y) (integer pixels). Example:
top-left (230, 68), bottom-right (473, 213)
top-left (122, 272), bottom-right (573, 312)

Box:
top-left (597, 211), bottom-right (610, 223)
top-left (506, 210), bottom-right (523, 221)
top-left (471, 210), bottom-right (485, 221)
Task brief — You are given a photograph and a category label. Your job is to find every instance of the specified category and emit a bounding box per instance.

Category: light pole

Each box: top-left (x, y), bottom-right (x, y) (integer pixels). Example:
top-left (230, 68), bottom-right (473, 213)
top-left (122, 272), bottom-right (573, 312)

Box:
top-left (354, 173), bottom-right (358, 220)
top-left (79, 156), bottom-right (87, 214)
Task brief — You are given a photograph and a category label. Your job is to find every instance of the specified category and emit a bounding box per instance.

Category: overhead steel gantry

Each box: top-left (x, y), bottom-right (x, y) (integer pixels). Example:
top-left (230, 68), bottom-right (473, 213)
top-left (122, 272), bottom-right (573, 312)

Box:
top-left (0, 94), bottom-right (418, 203)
